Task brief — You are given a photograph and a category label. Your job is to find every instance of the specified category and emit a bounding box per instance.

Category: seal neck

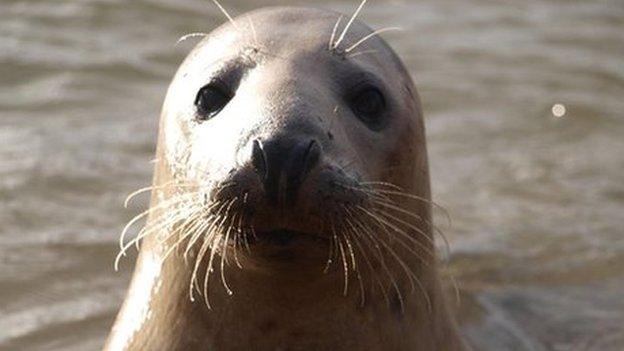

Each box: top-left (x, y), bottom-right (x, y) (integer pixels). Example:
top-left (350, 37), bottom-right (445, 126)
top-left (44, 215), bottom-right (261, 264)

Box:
top-left (106, 232), bottom-right (462, 351)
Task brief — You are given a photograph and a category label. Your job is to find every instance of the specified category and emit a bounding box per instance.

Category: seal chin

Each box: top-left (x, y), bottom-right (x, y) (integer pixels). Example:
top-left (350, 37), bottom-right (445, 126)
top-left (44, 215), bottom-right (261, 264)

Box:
top-left (241, 228), bottom-right (331, 265)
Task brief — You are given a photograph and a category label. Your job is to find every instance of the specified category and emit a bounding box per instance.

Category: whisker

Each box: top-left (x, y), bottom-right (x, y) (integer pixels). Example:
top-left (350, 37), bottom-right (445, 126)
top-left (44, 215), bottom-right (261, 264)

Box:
top-left (163, 199), bottom-right (223, 260)
top-left (189, 203), bottom-right (228, 303)
top-left (218, 197), bottom-right (239, 296)
top-left (156, 205), bottom-right (202, 245)
top-left (329, 15), bottom-right (344, 50)
top-left (115, 203), bottom-right (198, 270)
top-left (116, 194), bottom-right (196, 269)
top-left (239, 192), bottom-right (252, 253)
top-left (352, 207), bottom-right (416, 287)
top-left (185, 215), bottom-right (219, 267)
top-left (184, 202), bottom-right (227, 260)
top-left (211, 0), bottom-right (239, 29)
top-left (333, 0), bottom-right (367, 50)
top-left (202, 233), bottom-right (225, 306)
top-left (346, 49), bottom-right (378, 59)
top-left (190, 231), bottom-right (216, 305)
top-left (350, 183), bottom-right (453, 254)
top-left (333, 224), bottom-right (349, 296)
top-left (356, 205), bottom-right (431, 267)
top-left (246, 15), bottom-right (259, 47)
top-left (162, 211), bottom-right (207, 261)
top-left (230, 212), bottom-right (244, 269)
top-left (353, 208), bottom-right (433, 313)
top-left (190, 202), bottom-right (233, 304)
top-left (342, 223), bottom-right (369, 306)
top-left (372, 199), bottom-right (450, 259)
top-left (344, 230), bottom-right (357, 271)
top-left (124, 181), bottom-right (195, 208)
top-left (133, 203), bottom-right (197, 250)
top-left (175, 32), bottom-right (208, 46)
top-left (343, 213), bottom-right (383, 262)
top-left (368, 187), bottom-right (451, 225)
top-left (323, 221), bottom-right (336, 274)
top-left (374, 206), bottom-right (436, 257)
top-left (212, 181), bottom-right (238, 199)
top-left (343, 211), bottom-right (397, 309)
top-left (359, 181), bottom-right (404, 190)
top-left (341, 224), bottom-right (366, 306)
top-left (362, 230), bottom-right (405, 313)
top-left (345, 27), bottom-right (402, 53)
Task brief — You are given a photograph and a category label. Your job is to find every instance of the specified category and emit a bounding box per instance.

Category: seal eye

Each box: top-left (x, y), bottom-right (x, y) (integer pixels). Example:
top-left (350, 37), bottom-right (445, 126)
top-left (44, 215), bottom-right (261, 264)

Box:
top-left (194, 83), bottom-right (232, 121)
top-left (350, 88), bottom-right (386, 129)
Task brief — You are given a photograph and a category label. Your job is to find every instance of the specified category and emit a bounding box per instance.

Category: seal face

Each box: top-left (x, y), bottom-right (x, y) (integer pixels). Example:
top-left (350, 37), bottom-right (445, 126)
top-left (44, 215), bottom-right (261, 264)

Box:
top-left (108, 6), bottom-right (463, 351)
top-left (159, 6), bottom-right (424, 269)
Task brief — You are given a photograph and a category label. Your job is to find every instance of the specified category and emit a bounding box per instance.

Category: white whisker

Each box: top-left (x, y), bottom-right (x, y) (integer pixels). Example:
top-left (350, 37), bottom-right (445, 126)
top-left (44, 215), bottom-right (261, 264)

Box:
top-left (346, 49), bottom-right (378, 59)
top-left (333, 0), bottom-right (367, 50)
top-left (345, 27), bottom-right (402, 53)
top-left (329, 15), bottom-right (344, 50)
top-left (175, 32), bottom-right (208, 47)
top-left (211, 0), bottom-right (239, 29)
top-left (247, 16), bottom-right (259, 47)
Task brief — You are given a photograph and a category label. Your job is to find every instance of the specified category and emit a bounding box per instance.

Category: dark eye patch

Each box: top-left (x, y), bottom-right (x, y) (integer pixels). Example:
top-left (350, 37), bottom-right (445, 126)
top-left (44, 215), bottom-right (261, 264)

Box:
top-left (334, 66), bottom-right (391, 131)
top-left (193, 58), bottom-right (252, 122)
top-left (194, 82), bottom-right (233, 121)
top-left (349, 86), bottom-right (387, 130)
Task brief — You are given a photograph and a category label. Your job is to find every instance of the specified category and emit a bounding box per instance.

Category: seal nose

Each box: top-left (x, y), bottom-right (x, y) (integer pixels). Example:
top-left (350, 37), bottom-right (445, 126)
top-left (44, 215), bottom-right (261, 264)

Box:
top-left (251, 138), bottom-right (321, 206)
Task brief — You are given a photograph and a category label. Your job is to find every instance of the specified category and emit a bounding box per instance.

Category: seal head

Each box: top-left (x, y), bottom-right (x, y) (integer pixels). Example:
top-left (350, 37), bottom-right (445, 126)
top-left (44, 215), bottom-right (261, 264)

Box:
top-left (159, 6), bottom-right (426, 268)
top-left (107, 6), bottom-right (463, 351)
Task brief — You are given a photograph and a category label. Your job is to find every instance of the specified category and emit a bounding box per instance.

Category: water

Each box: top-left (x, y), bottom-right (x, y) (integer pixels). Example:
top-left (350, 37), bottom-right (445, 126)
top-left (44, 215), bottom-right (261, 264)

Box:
top-left (1, 0), bottom-right (622, 350)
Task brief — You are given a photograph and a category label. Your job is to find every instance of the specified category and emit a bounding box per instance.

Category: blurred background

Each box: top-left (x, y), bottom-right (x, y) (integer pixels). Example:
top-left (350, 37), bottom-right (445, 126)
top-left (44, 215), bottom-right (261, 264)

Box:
top-left (1, 0), bottom-right (623, 350)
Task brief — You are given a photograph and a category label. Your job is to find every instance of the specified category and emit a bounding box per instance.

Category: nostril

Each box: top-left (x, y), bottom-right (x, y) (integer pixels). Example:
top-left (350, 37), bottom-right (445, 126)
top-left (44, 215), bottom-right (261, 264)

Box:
top-left (251, 139), bottom-right (267, 180)
top-left (286, 139), bottom-right (321, 186)
top-left (302, 139), bottom-right (321, 176)
top-left (284, 139), bottom-right (321, 204)
top-left (252, 137), bottom-right (322, 206)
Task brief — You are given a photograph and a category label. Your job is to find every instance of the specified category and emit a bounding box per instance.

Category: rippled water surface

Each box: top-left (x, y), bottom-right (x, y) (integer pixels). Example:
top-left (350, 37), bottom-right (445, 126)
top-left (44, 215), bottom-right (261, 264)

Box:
top-left (1, 0), bottom-right (623, 350)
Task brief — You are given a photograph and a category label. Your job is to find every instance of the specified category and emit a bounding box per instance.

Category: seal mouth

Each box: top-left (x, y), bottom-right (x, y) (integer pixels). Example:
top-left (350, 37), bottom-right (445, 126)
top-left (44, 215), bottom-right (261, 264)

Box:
top-left (249, 229), bottom-right (329, 247)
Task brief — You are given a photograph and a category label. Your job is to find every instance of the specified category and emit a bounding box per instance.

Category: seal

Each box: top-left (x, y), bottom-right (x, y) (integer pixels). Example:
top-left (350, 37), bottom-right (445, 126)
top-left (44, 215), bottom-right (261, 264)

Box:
top-left (105, 5), bottom-right (463, 351)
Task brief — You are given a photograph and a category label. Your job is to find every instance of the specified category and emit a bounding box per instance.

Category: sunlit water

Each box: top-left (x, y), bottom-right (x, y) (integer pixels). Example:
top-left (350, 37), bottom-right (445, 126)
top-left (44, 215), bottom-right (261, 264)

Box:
top-left (1, 0), bottom-right (622, 350)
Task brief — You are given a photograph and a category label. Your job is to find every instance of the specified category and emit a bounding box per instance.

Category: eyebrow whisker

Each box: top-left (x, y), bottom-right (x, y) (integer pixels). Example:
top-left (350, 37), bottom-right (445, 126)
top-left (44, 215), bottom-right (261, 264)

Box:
top-left (211, 0), bottom-right (239, 30)
top-left (345, 27), bottom-right (403, 53)
top-left (247, 15), bottom-right (259, 47)
top-left (346, 49), bottom-right (379, 59)
top-left (333, 0), bottom-right (368, 50)
top-left (329, 15), bottom-right (344, 50)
